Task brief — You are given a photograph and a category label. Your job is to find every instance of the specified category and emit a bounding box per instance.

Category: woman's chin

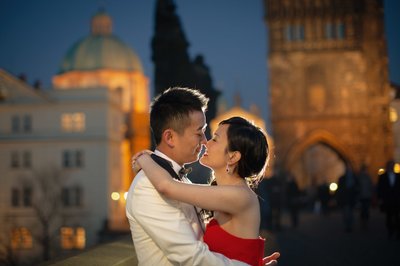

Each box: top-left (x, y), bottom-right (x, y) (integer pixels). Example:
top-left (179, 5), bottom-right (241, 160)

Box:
top-left (199, 157), bottom-right (211, 168)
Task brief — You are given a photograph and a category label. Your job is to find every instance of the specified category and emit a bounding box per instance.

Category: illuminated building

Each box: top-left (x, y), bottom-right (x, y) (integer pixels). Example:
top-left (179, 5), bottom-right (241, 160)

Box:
top-left (0, 9), bottom-right (149, 261)
top-left (264, 0), bottom-right (393, 187)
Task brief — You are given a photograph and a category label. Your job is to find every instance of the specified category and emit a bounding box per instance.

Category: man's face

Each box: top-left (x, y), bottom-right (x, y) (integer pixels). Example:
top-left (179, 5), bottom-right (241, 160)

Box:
top-left (173, 111), bottom-right (207, 165)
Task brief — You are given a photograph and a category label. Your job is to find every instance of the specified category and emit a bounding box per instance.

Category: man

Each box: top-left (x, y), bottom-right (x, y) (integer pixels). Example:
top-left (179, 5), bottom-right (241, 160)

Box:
top-left (126, 87), bottom-right (279, 265)
top-left (377, 160), bottom-right (400, 239)
top-left (337, 163), bottom-right (359, 232)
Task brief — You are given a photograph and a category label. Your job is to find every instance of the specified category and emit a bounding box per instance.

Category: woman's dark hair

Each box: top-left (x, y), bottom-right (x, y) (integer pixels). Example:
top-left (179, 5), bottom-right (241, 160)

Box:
top-left (201, 116), bottom-right (270, 222)
top-left (150, 87), bottom-right (209, 145)
top-left (219, 116), bottom-right (269, 188)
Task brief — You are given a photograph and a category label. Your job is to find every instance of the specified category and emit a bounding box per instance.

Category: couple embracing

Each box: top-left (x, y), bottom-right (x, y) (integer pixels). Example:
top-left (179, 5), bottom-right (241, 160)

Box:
top-left (126, 87), bottom-right (280, 266)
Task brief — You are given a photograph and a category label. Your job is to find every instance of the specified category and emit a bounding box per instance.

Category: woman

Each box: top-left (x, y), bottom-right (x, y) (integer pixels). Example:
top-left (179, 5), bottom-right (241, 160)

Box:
top-left (133, 116), bottom-right (271, 266)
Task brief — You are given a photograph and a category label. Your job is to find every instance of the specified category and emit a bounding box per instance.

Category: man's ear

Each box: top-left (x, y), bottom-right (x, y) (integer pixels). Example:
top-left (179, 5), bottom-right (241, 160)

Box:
top-left (162, 129), bottom-right (175, 148)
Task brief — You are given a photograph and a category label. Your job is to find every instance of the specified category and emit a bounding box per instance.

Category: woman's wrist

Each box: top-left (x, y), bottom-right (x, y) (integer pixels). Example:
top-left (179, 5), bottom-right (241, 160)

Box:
top-left (132, 150), bottom-right (152, 173)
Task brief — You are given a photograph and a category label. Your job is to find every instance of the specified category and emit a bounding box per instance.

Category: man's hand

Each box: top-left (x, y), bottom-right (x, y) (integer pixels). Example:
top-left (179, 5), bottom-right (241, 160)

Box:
top-left (263, 252), bottom-right (280, 266)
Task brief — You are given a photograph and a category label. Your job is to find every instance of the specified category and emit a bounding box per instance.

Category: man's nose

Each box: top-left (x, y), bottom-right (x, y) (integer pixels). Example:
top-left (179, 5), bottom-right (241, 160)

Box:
top-left (200, 133), bottom-right (207, 145)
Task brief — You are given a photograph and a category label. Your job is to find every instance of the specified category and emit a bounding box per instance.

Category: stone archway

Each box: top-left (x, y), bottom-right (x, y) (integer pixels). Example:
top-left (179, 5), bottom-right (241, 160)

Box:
top-left (284, 130), bottom-right (354, 190)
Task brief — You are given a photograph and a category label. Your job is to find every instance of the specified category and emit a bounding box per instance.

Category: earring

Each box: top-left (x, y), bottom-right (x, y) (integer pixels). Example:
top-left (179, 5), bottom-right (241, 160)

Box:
top-left (226, 165), bottom-right (233, 175)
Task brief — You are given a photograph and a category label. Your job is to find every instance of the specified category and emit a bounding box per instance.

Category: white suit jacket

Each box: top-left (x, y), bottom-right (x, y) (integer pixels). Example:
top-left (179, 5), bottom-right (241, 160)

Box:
top-left (126, 150), bottom-right (248, 266)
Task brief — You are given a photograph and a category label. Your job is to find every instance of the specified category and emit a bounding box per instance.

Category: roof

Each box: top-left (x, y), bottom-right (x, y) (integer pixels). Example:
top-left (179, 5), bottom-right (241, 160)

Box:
top-left (58, 9), bottom-right (143, 73)
top-left (59, 35), bottom-right (143, 73)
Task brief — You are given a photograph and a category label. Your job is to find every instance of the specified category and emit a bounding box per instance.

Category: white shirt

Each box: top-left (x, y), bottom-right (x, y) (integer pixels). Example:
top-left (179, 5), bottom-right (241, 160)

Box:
top-left (126, 150), bottom-right (248, 266)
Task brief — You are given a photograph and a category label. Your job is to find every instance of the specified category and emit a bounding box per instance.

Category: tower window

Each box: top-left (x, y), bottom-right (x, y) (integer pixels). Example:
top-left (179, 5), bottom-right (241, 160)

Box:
top-left (294, 25), bottom-right (305, 41)
top-left (284, 24), bottom-right (305, 42)
top-left (325, 22), bottom-right (346, 39)
top-left (285, 25), bottom-right (293, 41)
top-left (325, 23), bottom-right (334, 39)
top-left (336, 23), bottom-right (346, 39)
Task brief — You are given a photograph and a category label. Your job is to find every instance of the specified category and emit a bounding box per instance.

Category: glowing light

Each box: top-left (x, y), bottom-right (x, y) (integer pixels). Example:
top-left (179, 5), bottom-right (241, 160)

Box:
top-left (389, 107), bottom-right (398, 123)
top-left (394, 163), bottom-right (400, 174)
top-left (124, 192), bottom-right (128, 200)
top-left (111, 192), bottom-right (120, 201)
top-left (329, 182), bottom-right (338, 192)
top-left (378, 168), bottom-right (385, 175)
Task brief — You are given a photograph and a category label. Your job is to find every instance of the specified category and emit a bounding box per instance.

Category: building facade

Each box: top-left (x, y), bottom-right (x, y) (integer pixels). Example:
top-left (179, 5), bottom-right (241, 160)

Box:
top-left (264, 0), bottom-right (393, 188)
top-left (53, 10), bottom-right (150, 197)
top-left (0, 69), bottom-right (126, 261)
top-left (0, 10), bottom-right (149, 263)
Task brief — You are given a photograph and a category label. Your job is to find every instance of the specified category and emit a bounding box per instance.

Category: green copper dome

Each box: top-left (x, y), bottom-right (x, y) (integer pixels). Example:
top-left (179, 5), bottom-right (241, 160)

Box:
top-left (58, 10), bottom-right (143, 73)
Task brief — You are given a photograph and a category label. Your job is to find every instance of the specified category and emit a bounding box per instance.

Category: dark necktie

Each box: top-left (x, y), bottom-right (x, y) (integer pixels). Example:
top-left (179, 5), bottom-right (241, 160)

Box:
top-left (150, 154), bottom-right (203, 232)
top-left (150, 154), bottom-right (181, 180)
top-left (179, 166), bottom-right (192, 179)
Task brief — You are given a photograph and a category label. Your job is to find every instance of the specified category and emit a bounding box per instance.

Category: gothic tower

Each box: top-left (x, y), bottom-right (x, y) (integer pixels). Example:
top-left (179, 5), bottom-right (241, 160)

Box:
top-left (264, 0), bottom-right (393, 187)
top-left (151, 0), bottom-right (220, 137)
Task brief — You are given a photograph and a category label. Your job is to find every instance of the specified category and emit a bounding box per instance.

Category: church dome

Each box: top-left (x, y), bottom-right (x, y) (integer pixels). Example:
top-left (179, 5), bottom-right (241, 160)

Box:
top-left (58, 10), bottom-right (143, 73)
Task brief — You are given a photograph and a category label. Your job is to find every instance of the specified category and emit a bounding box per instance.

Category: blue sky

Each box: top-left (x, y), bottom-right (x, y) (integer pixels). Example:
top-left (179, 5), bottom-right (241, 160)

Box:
top-left (1, 0), bottom-right (399, 123)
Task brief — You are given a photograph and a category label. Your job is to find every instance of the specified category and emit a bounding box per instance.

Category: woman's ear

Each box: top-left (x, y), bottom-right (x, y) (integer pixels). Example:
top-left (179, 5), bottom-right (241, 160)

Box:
top-left (162, 129), bottom-right (175, 148)
top-left (227, 151), bottom-right (241, 165)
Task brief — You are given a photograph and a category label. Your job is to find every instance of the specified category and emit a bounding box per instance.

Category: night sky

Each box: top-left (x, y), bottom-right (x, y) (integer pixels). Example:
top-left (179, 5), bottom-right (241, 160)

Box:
top-left (1, 0), bottom-right (399, 123)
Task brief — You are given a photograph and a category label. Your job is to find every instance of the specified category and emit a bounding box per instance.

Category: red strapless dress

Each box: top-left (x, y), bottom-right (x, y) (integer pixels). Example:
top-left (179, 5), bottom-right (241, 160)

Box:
top-left (203, 219), bottom-right (265, 266)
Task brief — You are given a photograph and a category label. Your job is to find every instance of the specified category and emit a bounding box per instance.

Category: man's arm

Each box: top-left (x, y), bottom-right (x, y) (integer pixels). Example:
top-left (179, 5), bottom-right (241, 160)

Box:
top-left (128, 174), bottom-right (248, 266)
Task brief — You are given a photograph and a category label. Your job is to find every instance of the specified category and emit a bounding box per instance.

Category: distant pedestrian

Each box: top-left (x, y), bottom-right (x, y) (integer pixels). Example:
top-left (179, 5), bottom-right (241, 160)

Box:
top-left (357, 163), bottom-right (373, 231)
top-left (337, 163), bottom-right (359, 232)
top-left (317, 181), bottom-right (330, 216)
top-left (265, 175), bottom-right (283, 231)
top-left (377, 160), bottom-right (400, 239)
top-left (286, 173), bottom-right (301, 228)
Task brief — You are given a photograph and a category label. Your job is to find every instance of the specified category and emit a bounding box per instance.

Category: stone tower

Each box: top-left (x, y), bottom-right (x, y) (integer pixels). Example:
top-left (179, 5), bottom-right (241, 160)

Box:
top-left (151, 0), bottom-right (220, 137)
top-left (264, 0), bottom-right (393, 187)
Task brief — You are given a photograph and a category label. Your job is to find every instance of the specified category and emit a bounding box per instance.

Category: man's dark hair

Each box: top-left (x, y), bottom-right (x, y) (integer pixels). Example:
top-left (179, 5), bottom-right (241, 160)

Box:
top-left (150, 87), bottom-right (209, 145)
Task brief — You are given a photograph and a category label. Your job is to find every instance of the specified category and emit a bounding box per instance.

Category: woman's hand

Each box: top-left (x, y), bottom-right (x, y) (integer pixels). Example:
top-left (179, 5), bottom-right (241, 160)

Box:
top-left (131, 150), bottom-right (153, 174)
top-left (263, 252), bottom-right (280, 266)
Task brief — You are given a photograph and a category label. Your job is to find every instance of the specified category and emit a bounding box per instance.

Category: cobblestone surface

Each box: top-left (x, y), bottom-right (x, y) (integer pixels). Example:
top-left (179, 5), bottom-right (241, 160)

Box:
top-left (262, 208), bottom-right (400, 266)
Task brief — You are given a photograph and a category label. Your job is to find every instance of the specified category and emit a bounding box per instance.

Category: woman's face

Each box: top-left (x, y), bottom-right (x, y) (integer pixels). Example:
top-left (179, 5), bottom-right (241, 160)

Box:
top-left (200, 124), bottom-right (229, 171)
